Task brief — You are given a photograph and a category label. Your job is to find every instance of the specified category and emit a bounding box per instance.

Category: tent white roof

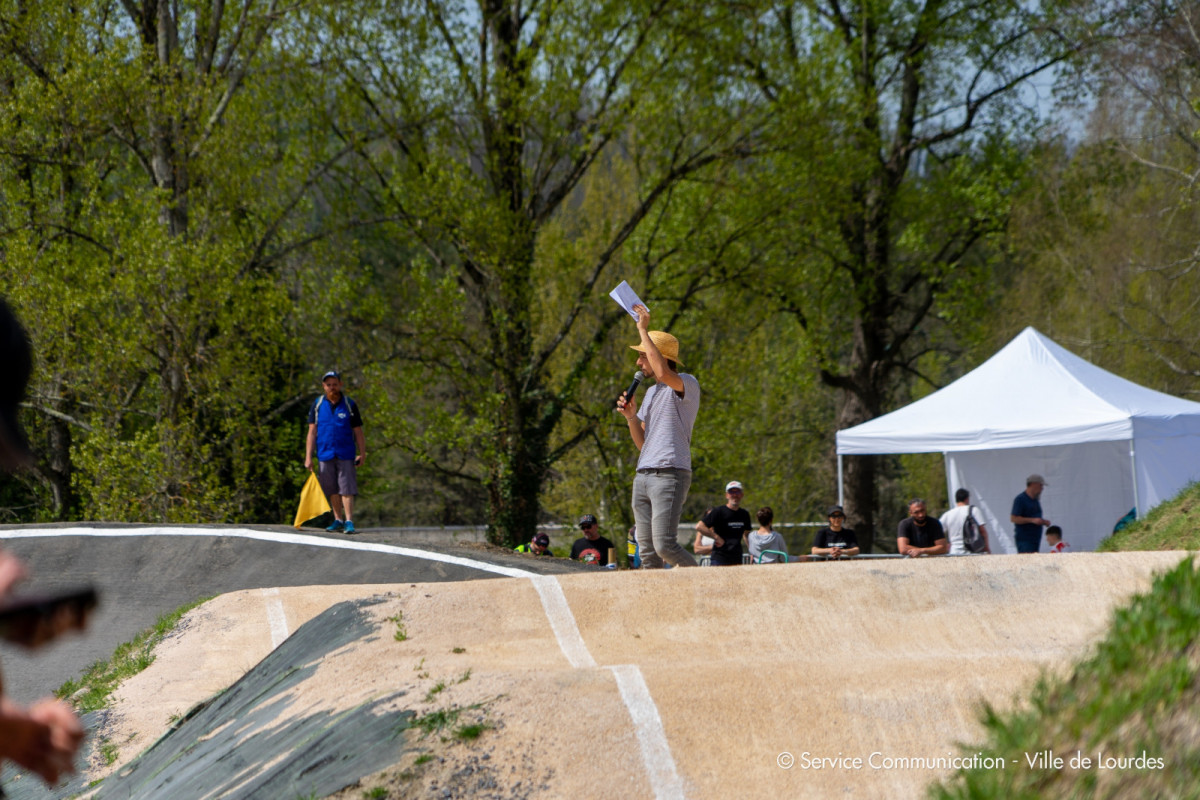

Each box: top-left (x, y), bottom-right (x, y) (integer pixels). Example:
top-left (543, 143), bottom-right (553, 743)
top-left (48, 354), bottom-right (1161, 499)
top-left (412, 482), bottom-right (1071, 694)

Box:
top-left (835, 327), bottom-right (1200, 553)
top-left (836, 327), bottom-right (1200, 455)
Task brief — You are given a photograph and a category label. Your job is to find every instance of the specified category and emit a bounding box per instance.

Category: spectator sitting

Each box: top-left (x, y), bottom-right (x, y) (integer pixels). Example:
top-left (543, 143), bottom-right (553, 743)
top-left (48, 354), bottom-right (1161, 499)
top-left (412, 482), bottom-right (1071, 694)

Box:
top-left (1046, 525), bottom-right (1069, 552)
top-left (514, 533), bottom-right (553, 556)
top-left (747, 507), bottom-right (787, 563)
top-left (897, 498), bottom-right (948, 557)
top-left (811, 505), bottom-right (860, 559)
top-left (571, 514), bottom-right (614, 566)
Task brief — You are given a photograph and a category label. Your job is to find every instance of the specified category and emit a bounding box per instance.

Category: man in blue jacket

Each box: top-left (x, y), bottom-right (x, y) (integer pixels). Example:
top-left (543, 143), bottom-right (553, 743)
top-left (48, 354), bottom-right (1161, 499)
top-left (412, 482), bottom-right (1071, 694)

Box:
top-left (304, 371), bottom-right (366, 533)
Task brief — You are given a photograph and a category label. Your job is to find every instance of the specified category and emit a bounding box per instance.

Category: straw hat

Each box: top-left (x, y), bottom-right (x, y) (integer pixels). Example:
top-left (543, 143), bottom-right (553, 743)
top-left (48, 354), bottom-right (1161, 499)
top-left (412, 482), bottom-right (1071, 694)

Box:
top-left (629, 331), bottom-right (683, 365)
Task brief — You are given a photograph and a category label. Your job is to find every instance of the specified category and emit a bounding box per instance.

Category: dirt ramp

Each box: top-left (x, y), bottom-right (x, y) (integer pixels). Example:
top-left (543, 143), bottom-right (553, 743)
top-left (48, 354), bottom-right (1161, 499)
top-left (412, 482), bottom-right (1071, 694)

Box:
top-left (62, 551), bottom-right (1193, 799)
top-left (561, 552), bottom-right (1189, 798)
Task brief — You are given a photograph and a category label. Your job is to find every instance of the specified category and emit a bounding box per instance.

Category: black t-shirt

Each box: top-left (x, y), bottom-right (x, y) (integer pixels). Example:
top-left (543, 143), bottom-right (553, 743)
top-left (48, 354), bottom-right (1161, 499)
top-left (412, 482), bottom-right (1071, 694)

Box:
top-left (703, 505), bottom-right (752, 566)
top-left (813, 527), bottom-right (858, 550)
top-left (571, 536), bottom-right (614, 566)
top-left (897, 517), bottom-right (945, 548)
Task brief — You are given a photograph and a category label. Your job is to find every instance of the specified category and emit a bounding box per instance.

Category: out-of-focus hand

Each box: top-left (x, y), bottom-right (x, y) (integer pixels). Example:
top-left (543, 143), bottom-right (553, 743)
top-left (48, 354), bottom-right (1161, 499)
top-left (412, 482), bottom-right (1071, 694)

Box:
top-left (0, 552), bottom-right (27, 598)
top-left (0, 697), bottom-right (83, 785)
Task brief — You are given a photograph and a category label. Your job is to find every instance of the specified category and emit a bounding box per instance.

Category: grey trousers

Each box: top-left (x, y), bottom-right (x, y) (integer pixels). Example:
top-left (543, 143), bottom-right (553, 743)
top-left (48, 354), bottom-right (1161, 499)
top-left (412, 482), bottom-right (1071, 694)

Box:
top-left (632, 468), bottom-right (698, 568)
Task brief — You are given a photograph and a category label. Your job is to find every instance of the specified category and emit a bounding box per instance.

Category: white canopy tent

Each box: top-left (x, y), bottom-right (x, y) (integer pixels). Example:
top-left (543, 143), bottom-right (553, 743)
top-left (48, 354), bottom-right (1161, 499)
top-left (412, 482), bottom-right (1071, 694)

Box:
top-left (835, 327), bottom-right (1200, 553)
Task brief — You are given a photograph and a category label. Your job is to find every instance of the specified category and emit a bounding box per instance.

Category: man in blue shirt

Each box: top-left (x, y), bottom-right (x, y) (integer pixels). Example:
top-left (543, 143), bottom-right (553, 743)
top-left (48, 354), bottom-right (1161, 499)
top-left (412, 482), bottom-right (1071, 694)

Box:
top-left (304, 371), bottom-right (365, 533)
top-left (1010, 474), bottom-right (1051, 553)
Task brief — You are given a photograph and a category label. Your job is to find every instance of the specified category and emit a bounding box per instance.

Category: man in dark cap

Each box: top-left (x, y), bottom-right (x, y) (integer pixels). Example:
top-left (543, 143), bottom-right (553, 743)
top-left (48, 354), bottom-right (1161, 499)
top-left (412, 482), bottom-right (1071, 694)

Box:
top-left (571, 514), bottom-right (614, 566)
top-left (514, 532), bottom-right (554, 556)
top-left (1011, 474), bottom-right (1051, 554)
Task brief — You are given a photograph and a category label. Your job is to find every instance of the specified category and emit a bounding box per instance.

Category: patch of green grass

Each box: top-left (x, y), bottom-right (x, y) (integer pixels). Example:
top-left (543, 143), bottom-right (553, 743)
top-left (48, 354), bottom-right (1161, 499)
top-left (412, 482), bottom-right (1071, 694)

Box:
top-left (424, 680), bottom-right (446, 702)
top-left (414, 753), bottom-right (433, 766)
top-left (455, 722), bottom-right (490, 741)
top-left (362, 787), bottom-right (388, 799)
top-left (457, 669), bottom-right (472, 684)
top-left (451, 647), bottom-right (465, 654)
top-left (1098, 481), bottom-right (1200, 551)
top-left (388, 613), bottom-right (407, 642)
top-left (932, 556), bottom-right (1200, 799)
top-left (413, 707), bottom-right (461, 736)
top-left (99, 737), bottom-right (119, 766)
top-left (56, 595), bottom-right (214, 712)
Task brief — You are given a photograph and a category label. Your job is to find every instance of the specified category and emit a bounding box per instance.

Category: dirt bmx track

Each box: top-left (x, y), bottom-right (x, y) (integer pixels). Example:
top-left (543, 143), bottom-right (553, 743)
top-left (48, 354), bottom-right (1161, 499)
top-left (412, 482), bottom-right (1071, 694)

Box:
top-left (0, 528), bottom-right (1188, 798)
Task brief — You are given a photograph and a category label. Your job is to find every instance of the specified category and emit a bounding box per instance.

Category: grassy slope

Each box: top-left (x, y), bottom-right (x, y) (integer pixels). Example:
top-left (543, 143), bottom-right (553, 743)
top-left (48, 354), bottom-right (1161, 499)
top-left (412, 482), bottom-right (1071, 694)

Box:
top-left (57, 595), bottom-right (214, 712)
top-left (932, 484), bottom-right (1200, 799)
top-left (1098, 482), bottom-right (1200, 552)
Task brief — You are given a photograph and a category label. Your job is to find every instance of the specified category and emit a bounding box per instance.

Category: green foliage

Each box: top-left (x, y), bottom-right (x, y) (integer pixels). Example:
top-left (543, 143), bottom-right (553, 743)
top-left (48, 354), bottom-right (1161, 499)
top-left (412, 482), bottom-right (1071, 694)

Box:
top-left (319, 0), bottom-right (757, 545)
top-left (0, 0), bottom-right (360, 525)
top-left (932, 557), bottom-right (1200, 799)
top-left (56, 595), bottom-right (214, 712)
top-left (98, 737), bottom-right (119, 766)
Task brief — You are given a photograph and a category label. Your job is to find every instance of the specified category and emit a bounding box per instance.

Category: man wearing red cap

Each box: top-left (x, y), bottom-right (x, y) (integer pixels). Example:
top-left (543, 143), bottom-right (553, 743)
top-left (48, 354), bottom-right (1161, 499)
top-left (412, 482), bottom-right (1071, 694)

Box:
top-left (615, 304), bottom-right (700, 568)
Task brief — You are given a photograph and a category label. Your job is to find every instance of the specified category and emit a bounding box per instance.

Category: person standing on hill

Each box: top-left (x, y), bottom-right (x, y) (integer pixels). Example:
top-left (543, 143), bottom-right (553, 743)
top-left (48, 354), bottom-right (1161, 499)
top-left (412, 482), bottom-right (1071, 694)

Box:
top-left (615, 304), bottom-right (700, 568)
top-left (1010, 474), bottom-right (1051, 554)
top-left (304, 370), bottom-right (365, 534)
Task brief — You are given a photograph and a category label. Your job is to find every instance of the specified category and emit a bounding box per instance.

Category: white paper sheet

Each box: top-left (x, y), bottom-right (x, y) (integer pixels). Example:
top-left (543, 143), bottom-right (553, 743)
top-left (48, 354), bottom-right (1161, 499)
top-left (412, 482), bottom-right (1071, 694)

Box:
top-left (609, 280), bottom-right (647, 320)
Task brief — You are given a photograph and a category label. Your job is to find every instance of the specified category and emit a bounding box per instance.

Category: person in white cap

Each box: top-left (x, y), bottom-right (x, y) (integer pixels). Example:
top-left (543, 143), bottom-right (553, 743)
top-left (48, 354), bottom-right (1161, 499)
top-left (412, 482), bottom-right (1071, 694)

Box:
top-left (1010, 474), bottom-right (1051, 553)
top-left (696, 481), bottom-right (752, 566)
top-left (615, 304), bottom-right (700, 568)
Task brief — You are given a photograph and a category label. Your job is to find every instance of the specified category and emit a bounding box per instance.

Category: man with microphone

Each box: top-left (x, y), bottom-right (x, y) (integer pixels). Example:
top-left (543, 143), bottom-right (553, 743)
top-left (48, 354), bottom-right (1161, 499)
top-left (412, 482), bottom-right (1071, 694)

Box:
top-left (615, 304), bottom-right (700, 568)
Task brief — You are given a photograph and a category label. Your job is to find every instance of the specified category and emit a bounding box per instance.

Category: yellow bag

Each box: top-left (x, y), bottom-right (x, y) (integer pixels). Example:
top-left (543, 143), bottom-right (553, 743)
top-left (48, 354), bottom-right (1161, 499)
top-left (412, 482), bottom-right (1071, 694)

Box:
top-left (293, 471), bottom-right (331, 528)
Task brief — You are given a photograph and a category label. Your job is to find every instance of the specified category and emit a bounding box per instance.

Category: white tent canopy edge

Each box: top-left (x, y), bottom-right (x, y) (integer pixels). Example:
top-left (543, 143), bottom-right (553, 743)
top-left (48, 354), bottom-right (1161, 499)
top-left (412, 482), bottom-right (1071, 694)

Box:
top-left (834, 328), bottom-right (1200, 553)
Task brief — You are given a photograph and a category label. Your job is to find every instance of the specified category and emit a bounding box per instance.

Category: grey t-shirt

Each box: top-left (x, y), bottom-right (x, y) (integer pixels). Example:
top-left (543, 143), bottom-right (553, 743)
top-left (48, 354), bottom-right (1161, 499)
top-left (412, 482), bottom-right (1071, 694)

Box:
top-left (636, 373), bottom-right (701, 470)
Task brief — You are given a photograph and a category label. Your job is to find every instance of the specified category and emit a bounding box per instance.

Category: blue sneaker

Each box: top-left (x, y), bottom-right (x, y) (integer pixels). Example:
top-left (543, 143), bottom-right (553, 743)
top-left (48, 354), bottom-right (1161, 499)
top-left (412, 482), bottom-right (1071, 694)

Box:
top-left (326, 519), bottom-right (344, 532)
top-left (343, 520), bottom-right (356, 535)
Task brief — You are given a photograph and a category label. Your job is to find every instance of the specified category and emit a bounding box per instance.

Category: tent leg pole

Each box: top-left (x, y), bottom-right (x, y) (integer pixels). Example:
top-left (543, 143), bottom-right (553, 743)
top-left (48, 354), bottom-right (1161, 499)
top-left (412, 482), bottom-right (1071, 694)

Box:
top-left (943, 452), bottom-right (952, 505)
top-left (837, 454), bottom-right (844, 508)
top-left (1129, 439), bottom-right (1140, 519)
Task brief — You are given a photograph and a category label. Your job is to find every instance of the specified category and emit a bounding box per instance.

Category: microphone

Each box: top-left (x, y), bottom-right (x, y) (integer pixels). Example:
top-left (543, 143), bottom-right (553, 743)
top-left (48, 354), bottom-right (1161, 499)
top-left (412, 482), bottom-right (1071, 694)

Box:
top-left (623, 371), bottom-right (645, 403)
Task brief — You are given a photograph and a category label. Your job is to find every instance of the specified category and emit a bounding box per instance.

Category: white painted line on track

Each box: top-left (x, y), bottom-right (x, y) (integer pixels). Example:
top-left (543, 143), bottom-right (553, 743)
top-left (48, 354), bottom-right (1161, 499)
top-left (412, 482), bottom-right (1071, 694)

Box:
top-left (530, 576), bottom-right (597, 669)
top-left (2, 526), bottom-right (685, 796)
top-left (610, 664), bottom-right (687, 800)
top-left (261, 588), bottom-right (289, 649)
top-left (0, 526), bottom-right (536, 578)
